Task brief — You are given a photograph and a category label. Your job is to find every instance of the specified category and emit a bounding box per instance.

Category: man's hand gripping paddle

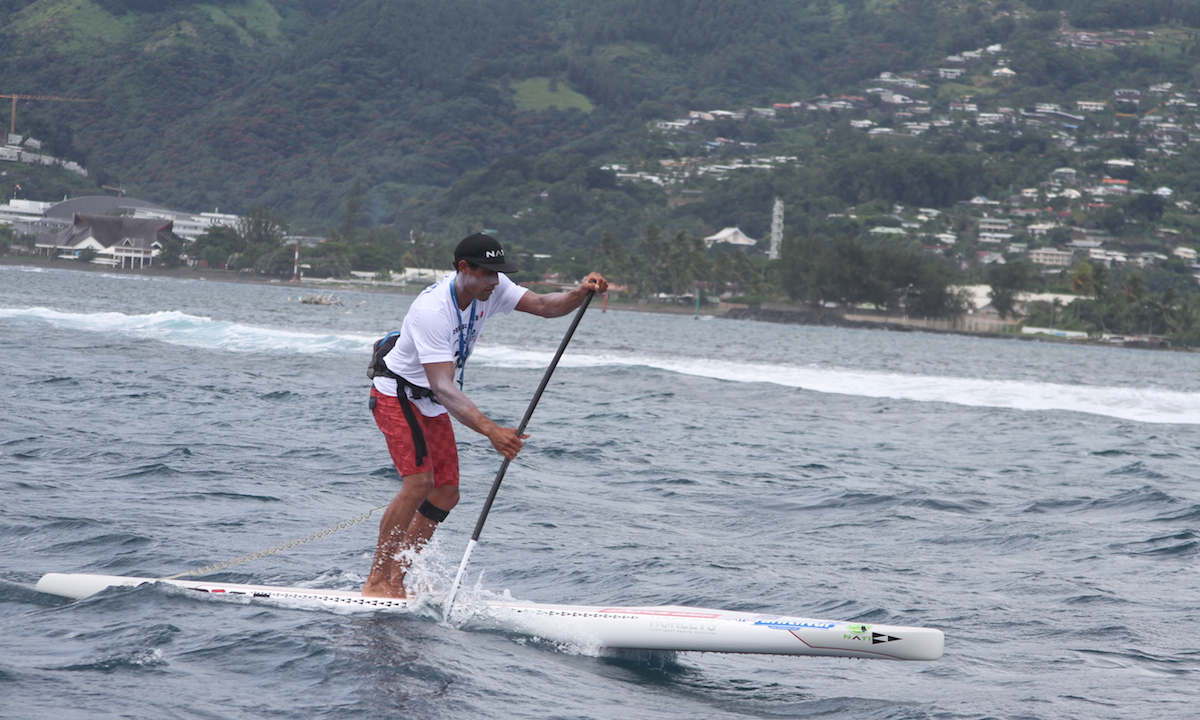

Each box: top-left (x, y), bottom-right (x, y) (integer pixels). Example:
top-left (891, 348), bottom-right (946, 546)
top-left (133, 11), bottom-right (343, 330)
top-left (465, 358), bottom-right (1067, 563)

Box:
top-left (443, 291), bottom-right (594, 622)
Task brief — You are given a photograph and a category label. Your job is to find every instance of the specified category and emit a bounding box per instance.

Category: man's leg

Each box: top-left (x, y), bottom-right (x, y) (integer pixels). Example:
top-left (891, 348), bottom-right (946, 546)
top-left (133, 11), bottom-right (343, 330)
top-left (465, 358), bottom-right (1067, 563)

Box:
top-left (400, 485), bottom-right (460, 555)
top-left (382, 485), bottom-right (460, 591)
top-left (363, 470), bottom-right (434, 598)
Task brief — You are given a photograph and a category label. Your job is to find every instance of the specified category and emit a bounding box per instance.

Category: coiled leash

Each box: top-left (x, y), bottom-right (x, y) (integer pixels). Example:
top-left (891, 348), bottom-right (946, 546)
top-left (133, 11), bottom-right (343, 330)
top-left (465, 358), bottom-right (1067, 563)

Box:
top-left (158, 504), bottom-right (388, 581)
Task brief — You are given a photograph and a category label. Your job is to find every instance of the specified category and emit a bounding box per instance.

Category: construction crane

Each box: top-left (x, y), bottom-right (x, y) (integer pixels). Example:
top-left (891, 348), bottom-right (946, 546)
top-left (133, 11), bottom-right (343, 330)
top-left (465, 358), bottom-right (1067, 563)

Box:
top-left (0, 94), bottom-right (98, 138)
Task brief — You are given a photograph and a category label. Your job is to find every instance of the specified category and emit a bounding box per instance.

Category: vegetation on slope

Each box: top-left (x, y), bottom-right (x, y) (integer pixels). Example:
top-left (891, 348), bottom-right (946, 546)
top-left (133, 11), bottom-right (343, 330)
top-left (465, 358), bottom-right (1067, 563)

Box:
top-left (9, 1), bottom-right (1200, 341)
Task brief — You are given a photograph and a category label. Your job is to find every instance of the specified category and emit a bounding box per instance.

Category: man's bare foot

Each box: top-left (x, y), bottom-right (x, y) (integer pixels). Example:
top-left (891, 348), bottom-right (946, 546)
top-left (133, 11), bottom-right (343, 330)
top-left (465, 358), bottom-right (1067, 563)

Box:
top-left (361, 578), bottom-right (406, 599)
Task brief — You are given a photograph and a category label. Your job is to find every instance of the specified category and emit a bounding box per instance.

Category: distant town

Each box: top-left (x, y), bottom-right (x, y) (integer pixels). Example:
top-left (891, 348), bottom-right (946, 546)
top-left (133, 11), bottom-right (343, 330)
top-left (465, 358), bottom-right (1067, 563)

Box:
top-left (626, 36), bottom-right (1200, 289)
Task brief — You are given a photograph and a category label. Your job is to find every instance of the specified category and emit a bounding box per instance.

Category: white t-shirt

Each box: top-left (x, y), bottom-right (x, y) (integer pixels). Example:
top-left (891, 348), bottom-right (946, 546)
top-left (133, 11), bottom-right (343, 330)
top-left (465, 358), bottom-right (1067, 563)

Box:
top-left (372, 271), bottom-right (526, 416)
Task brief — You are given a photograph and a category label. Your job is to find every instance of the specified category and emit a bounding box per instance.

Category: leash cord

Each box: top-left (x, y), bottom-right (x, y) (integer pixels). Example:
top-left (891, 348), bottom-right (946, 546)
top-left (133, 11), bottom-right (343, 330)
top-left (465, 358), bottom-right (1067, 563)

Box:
top-left (157, 504), bottom-right (388, 581)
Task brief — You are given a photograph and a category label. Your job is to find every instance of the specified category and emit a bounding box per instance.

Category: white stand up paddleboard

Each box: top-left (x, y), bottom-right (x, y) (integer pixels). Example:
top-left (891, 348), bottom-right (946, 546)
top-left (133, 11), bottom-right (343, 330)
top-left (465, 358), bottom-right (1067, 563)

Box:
top-left (36, 573), bottom-right (943, 661)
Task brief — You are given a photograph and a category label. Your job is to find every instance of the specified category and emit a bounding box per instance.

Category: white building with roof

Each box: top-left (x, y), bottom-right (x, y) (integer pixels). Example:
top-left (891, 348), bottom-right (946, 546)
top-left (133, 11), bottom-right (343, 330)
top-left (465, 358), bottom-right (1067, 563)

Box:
top-left (0, 195), bottom-right (241, 241)
top-left (1026, 222), bottom-right (1061, 237)
top-left (1028, 247), bottom-right (1074, 266)
top-left (1088, 248), bottom-right (1127, 265)
top-left (129, 208), bottom-right (239, 240)
top-left (703, 227), bottom-right (757, 248)
top-left (0, 198), bottom-right (56, 226)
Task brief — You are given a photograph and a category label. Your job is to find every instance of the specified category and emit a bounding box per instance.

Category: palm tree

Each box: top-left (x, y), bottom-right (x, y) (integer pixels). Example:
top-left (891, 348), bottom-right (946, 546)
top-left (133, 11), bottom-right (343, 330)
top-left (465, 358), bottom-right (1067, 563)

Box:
top-left (1147, 288), bottom-right (1179, 336)
top-left (1069, 262), bottom-right (1096, 323)
top-left (1069, 262), bottom-right (1094, 296)
top-left (1090, 262), bottom-right (1110, 301)
top-left (1119, 272), bottom-right (1146, 306)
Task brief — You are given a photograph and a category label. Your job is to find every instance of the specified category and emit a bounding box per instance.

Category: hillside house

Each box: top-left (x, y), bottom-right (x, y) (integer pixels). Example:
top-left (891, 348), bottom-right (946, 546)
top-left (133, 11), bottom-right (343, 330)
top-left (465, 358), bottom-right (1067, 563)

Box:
top-left (1134, 252), bottom-right (1168, 268)
top-left (978, 218), bottom-right (1013, 233)
top-left (1113, 89), bottom-right (1142, 105)
top-left (1088, 248), bottom-right (1127, 266)
top-left (1051, 167), bottom-right (1078, 185)
top-left (35, 213), bottom-right (176, 268)
top-left (880, 92), bottom-right (912, 105)
top-left (1026, 222), bottom-right (1061, 237)
top-left (1028, 248), bottom-right (1074, 266)
top-left (656, 120), bottom-right (692, 131)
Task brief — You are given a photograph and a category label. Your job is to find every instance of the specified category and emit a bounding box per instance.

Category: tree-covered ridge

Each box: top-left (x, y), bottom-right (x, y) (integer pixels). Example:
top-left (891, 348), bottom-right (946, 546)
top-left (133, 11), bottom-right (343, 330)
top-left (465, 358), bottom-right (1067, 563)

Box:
top-left (0, 0), bottom-right (1038, 231)
top-left (9, 0), bottom-right (1200, 343)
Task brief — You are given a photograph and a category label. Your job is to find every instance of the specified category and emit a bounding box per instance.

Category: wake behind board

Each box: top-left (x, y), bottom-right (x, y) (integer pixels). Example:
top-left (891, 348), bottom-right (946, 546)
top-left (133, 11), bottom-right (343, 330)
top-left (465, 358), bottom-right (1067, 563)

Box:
top-left (36, 573), bottom-right (943, 661)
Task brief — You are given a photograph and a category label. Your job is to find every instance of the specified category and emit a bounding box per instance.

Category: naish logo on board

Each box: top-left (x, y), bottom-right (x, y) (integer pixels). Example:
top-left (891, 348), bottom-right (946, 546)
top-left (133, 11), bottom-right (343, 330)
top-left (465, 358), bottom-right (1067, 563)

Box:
top-left (843, 624), bottom-right (903, 644)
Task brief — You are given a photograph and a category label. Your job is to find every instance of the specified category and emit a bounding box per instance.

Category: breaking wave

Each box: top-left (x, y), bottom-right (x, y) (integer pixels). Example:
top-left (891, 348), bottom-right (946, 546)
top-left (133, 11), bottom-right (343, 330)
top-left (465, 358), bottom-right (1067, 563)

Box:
top-left (4, 305), bottom-right (1197, 424)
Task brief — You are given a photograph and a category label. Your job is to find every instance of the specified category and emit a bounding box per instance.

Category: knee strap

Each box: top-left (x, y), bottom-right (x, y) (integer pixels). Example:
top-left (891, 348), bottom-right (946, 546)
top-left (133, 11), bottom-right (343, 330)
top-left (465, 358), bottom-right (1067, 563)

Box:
top-left (418, 500), bottom-right (450, 523)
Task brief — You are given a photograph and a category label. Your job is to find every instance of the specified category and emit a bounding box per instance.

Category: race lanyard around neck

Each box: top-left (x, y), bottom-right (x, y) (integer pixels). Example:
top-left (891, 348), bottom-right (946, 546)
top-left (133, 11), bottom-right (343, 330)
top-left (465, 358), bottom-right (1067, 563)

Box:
top-left (448, 278), bottom-right (477, 390)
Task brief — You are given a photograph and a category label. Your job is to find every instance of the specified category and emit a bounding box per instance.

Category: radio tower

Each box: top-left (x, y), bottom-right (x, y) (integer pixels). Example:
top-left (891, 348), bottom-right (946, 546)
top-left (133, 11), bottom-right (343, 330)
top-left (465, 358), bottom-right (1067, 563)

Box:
top-left (769, 197), bottom-right (783, 260)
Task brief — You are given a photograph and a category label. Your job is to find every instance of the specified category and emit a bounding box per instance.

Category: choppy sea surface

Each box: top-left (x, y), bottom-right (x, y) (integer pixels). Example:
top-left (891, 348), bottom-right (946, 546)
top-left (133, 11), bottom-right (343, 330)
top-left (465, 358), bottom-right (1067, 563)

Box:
top-left (2, 264), bottom-right (1198, 720)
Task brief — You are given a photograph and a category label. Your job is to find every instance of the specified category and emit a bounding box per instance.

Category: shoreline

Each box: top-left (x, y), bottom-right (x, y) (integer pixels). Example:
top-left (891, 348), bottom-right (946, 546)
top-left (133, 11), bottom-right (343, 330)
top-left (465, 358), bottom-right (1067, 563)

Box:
top-left (2, 256), bottom-right (1189, 350)
top-left (0, 255), bottom-right (711, 313)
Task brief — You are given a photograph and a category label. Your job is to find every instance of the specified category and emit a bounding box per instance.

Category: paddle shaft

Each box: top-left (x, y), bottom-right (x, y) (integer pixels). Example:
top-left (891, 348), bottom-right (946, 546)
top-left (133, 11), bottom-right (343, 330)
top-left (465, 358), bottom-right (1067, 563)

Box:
top-left (444, 291), bottom-right (594, 619)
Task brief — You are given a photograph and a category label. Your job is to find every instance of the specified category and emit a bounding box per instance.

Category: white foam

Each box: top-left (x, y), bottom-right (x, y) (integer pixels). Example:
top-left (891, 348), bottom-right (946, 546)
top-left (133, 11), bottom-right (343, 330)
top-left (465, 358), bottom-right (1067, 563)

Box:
top-left (471, 345), bottom-right (1200, 425)
top-left (5, 305), bottom-right (1195, 424)
top-left (0, 306), bottom-right (370, 354)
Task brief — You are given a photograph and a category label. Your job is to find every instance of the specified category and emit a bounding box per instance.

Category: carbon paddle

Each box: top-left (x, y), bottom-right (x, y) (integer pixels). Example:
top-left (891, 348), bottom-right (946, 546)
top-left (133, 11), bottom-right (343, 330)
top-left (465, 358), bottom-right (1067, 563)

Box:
top-left (443, 290), bottom-right (595, 621)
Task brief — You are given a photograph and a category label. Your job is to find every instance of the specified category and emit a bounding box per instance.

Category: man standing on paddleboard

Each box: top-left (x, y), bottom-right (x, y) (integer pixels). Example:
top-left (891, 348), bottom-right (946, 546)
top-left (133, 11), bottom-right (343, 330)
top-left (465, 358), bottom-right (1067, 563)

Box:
top-left (364, 233), bottom-right (607, 598)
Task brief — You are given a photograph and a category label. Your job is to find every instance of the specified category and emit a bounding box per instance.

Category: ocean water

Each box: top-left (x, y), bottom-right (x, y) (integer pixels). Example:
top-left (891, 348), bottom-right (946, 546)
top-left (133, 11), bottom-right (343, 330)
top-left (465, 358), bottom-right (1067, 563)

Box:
top-left (1, 264), bottom-right (1198, 720)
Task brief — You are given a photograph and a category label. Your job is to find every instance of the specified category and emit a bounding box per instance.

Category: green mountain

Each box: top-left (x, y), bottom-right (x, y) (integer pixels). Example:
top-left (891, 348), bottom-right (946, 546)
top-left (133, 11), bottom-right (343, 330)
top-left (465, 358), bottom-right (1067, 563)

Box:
top-left (1, 0), bottom-right (1027, 230)
top-left (5, 1), bottom-right (1200, 256)
top-left (13, 0), bottom-right (1200, 342)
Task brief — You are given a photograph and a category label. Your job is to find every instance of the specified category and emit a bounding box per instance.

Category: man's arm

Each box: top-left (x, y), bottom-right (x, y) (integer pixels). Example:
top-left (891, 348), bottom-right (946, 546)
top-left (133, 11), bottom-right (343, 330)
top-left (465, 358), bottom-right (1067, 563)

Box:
top-left (424, 361), bottom-right (527, 459)
top-left (515, 272), bottom-right (608, 318)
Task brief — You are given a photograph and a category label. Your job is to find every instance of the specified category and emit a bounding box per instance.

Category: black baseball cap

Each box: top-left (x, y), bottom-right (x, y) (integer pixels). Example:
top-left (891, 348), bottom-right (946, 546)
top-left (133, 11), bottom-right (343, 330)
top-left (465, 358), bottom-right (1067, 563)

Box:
top-left (453, 233), bottom-right (519, 273)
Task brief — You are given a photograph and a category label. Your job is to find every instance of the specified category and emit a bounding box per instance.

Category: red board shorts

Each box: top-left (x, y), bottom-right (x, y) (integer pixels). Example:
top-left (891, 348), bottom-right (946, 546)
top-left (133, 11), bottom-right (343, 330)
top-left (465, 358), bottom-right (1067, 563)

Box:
top-left (370, 387), bottom-right (460, 487)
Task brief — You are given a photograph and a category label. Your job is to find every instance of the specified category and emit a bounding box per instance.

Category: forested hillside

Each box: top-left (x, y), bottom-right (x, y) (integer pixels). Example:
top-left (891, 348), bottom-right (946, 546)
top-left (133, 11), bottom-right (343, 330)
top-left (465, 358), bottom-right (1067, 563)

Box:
top-left (9, 0), bottom-right (1200, 342)
top-left (1, 0), bottom-right (1022, 231)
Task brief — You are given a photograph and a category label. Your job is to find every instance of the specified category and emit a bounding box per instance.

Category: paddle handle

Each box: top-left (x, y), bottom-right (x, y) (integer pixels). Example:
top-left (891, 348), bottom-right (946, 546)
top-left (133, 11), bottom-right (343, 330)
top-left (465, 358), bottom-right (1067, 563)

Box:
top-left (444, 290), bottom-right (594, 621)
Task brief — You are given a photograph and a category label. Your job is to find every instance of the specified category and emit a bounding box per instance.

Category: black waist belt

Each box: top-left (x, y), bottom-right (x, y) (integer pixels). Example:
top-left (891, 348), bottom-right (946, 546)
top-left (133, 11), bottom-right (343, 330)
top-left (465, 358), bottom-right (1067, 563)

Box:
top-left (374, 375), bottom-right (438, 468)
